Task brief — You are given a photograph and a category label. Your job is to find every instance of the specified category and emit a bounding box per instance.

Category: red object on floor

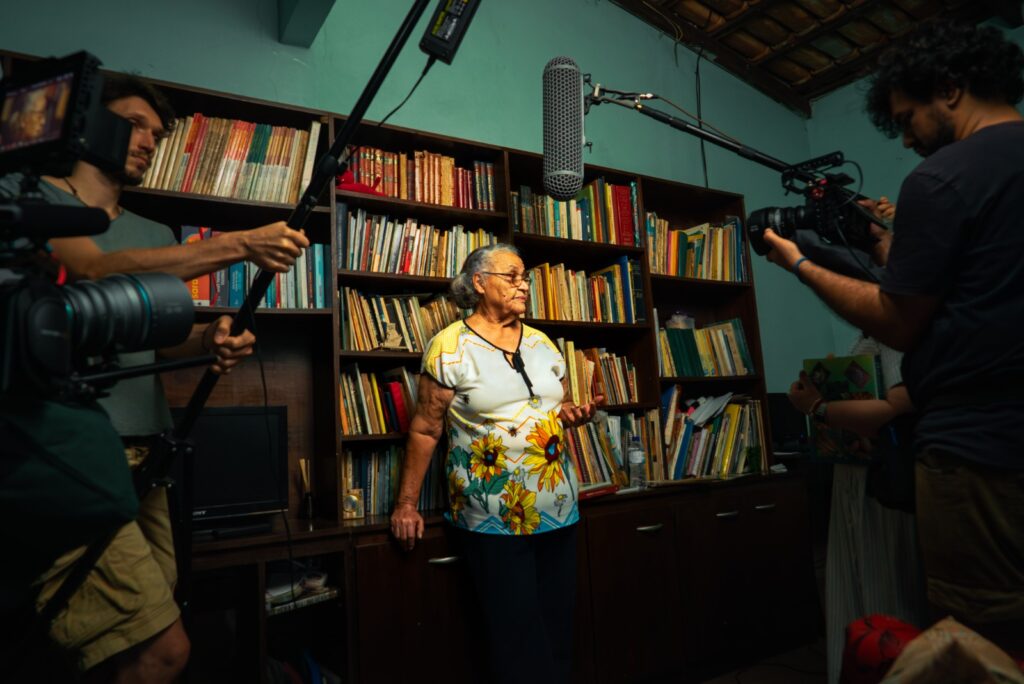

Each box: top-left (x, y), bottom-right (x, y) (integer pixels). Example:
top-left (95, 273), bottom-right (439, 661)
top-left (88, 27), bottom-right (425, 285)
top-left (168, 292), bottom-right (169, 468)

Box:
top-left (842, 614), bottom-right (922, 684)
top-left (335, 169), bottom-right (386, 196)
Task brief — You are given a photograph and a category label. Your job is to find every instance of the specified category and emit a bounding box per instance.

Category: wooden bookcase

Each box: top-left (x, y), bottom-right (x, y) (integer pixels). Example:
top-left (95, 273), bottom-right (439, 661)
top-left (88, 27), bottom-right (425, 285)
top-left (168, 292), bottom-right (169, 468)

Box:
top-left (3, 49), bottom-right (813, 682)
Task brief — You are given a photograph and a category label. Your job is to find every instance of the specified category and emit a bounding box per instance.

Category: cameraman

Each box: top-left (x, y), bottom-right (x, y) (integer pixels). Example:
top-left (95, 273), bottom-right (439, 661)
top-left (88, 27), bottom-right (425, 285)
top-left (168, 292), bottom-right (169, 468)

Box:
top-left (0, 73), bottom-right (307, 681)
top-left (763, 21), bottom-right (1024, 653)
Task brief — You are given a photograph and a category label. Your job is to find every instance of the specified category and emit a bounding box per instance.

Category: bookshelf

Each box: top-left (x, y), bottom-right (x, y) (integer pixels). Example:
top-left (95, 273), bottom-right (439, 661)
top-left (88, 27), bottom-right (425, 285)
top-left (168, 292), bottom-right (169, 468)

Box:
top-left (3, 48), bottom-right (814, 682)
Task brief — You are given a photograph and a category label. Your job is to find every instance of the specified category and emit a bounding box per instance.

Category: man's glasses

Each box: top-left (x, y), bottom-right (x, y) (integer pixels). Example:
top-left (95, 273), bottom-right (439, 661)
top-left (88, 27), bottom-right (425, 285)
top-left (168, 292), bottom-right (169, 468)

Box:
top-left (481, 271), bottom-right (531, 286)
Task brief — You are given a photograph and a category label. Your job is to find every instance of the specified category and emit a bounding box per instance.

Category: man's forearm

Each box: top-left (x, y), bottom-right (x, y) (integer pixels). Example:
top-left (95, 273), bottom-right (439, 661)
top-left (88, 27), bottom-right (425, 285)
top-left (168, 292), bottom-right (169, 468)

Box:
top-left (799, 261), bottom-right (913, 350)
top-left (54, 233), bottom-right (249, 281)
top-left (158, 323), bottom-right (209, 360)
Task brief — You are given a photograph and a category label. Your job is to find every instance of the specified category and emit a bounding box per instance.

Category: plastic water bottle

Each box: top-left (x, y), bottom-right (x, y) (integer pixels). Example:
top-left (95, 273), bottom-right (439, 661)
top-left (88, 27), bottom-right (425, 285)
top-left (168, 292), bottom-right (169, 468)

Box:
top-left (627, 437), bottom-right (646, 489)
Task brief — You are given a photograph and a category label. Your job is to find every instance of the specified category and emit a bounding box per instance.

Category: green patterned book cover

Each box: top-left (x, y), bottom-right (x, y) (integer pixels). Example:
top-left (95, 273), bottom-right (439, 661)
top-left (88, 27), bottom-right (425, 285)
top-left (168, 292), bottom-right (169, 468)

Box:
top-left (802, 354), bottom-right (882, 462)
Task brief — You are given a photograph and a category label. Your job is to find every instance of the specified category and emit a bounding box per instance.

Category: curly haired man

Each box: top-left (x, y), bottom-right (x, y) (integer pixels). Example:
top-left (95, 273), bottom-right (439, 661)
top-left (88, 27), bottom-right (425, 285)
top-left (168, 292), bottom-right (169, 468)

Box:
top-left (763, 20), bottom-right (1024, 655)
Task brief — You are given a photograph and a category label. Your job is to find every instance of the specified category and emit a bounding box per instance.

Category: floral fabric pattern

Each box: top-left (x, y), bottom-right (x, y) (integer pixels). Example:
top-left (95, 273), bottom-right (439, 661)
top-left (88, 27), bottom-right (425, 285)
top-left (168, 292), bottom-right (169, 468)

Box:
top-left (423, 321), bottom-right (579, 534)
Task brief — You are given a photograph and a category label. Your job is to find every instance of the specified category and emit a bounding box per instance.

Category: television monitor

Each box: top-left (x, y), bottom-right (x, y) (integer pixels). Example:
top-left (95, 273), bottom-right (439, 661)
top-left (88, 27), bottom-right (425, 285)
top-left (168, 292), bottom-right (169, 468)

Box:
top-left (170, 405), bottom-right (288, 525)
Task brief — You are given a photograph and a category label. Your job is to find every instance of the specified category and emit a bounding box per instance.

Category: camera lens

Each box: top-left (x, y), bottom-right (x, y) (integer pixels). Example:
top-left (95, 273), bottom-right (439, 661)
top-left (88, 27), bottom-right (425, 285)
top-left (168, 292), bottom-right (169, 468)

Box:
top-left (62, 273), bottom-right (194, 355)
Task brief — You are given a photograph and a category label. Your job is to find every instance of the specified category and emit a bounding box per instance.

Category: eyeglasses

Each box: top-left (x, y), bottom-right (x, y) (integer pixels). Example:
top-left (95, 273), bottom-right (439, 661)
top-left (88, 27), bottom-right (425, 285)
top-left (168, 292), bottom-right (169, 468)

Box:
top-left (481, 271), bottom-right (531, 286)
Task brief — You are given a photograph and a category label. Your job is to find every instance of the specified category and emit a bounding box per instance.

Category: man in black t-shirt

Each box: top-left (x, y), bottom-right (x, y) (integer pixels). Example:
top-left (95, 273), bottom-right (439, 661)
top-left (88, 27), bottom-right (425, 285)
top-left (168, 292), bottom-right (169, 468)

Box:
top-left (763, 21), bottom-right (1024, 654)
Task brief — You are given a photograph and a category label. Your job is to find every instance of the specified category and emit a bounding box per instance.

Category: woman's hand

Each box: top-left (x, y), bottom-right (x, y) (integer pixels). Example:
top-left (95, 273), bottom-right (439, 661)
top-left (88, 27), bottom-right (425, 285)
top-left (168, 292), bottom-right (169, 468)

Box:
top-left (390, 502), bottom-right (424, 551)
top-left (788, 371), bottom-right (823, 415)
top-left (559, 394), bottom-right (605, 428)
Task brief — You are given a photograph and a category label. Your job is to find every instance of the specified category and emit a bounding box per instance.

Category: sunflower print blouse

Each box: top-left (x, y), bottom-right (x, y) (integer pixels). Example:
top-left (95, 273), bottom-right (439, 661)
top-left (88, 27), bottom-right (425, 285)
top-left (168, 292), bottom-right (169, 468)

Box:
top-left (422, 320), bottom-right (580, 535)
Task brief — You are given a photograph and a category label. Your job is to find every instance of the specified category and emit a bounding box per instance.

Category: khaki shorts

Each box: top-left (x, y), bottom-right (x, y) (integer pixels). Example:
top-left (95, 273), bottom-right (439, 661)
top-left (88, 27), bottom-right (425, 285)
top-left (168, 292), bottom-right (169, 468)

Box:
top-left (33, 445), bottom-right (179, 671)
top-left (916, 449), bottom-right (1024, 626)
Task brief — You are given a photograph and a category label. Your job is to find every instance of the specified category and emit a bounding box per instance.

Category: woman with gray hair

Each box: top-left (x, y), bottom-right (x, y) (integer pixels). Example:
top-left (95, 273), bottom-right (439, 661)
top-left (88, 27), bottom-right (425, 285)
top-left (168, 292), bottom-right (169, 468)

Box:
top-left (391, 242), bottom-right (602, 683)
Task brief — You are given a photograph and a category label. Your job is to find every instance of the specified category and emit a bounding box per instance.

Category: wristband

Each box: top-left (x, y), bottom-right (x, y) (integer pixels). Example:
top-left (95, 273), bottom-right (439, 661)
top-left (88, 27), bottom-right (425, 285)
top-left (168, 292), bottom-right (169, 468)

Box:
top-left (792, 257), bottom-right (810, 283)
top-left (806, 397), bottom-right (823, 417)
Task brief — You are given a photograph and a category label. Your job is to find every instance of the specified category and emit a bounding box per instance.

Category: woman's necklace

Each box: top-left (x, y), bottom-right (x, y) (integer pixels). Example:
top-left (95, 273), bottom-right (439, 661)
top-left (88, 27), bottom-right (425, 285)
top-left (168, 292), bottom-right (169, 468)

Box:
top-left (64, 177), bottom-right (123, 217)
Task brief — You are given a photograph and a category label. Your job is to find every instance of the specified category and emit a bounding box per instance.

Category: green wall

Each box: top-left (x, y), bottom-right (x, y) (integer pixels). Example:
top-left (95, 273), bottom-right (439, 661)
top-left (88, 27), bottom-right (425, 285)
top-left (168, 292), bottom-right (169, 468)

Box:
top-left (2, 0), bottom-right (844, 390)
top-left (806, 21), bottom-right (1024, 353)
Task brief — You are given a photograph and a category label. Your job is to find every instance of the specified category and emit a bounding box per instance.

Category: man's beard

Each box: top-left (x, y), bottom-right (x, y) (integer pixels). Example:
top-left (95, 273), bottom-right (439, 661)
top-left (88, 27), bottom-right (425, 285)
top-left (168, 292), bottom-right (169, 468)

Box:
top-left (111, 166), bottom-right (145, 187)
top-left (917, 109), bottom-right (957, 157)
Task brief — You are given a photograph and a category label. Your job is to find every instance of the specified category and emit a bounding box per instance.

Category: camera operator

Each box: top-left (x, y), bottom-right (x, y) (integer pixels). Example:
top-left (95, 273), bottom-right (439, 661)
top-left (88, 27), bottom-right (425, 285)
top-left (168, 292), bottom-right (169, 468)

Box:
top-left (763, 21), bottom-right (1024, 654)
top-left (0, 72), bottom-right (308, 681)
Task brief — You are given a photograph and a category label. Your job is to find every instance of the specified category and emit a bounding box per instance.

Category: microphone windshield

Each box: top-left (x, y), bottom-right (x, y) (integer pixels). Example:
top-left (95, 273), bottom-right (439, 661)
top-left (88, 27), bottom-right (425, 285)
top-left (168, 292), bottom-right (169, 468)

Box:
top-left (543, 56), bottom-right (584, 201)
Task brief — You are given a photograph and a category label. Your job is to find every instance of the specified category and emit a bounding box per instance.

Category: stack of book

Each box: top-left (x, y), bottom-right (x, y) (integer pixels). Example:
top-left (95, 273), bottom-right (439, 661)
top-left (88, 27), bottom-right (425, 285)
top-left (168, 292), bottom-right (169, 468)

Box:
top-left (339, 365), bottom-right (418, 436)
top-left (567, 408), bottom-right (663, 487)
top-left (336, 206), bottom-right (497, 278)
top-left (658, 317), bottom-right (754, 377)
top-left (525, 257), bottom-right (645, 324)
top-left (556, 338), bottom-right (638, 407)
top-left (511, 178), bottom-right (640, 246)
top-left (661, 387), bottom-right (766, 480)
top-left (344, 145), bottom-right (496, 210)
top-left (341, 288), bottom-right (461, 353)
top-left (645, 214), bottom-right (748, 282)
top-left (180, 227), bottom-right (330, 309)
top-left (342, 444), bottom-right (444, 517)
top-left (141, 115), bottom-right (321, 204)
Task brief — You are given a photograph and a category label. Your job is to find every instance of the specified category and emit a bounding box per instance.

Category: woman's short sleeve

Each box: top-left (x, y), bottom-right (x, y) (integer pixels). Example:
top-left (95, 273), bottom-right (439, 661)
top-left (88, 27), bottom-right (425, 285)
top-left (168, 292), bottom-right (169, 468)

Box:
top-left (422, 325), bottom-right (464, 389)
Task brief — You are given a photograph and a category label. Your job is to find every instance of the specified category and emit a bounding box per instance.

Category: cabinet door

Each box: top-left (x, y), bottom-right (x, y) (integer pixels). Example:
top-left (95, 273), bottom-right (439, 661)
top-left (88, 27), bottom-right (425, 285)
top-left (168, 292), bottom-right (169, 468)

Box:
top-left (741, 478), bottom-right (818, 655)
top-left (585, 502), bottom-right (684, 684)
top-left (675, 479), bottom-right (817, 669)
top-left (354, 527), bottom-right (473, 683)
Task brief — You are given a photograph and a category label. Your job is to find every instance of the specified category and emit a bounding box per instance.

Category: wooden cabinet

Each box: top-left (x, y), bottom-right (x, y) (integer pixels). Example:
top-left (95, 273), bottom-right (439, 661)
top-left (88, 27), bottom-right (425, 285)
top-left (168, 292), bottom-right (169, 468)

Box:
top-left (585, 498), bottom-right (686, 683)
top-left (674, 477), bottom-right (817, 672)
top-left (352, 524), bottom-right (478, 683)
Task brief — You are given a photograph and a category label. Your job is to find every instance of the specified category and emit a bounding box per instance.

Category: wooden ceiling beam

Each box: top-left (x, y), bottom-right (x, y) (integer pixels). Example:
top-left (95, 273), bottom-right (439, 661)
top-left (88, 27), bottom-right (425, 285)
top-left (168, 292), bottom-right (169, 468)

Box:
top-left (611, 1), bottom-right (812, 115)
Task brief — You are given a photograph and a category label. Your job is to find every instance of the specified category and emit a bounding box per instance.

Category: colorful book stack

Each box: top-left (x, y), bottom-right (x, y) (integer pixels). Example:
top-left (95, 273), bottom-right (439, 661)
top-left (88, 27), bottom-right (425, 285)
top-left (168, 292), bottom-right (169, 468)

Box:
top-left (567, 408), bottom-right (663, 487)
top-left (336, 205), bottom-right (497, 278)
top-left (341, 444), bottom-right (444, 517)
top-left (660, 387), bottom-right (766, 480)
top-left (659, 317), bottom-right (754, 377)
top-left (340, 288), bottom-right (462, 353)
top-left (511, 178), bottom-right (640, 246)
top-left (342, 145), bottom-right (496, 210)
top-left (556, 338), bottom-right (638, 407)
top-left (141, 115), bottom-right (321, 204)
top-left (645, 214), bottom-right (747, 282)
top-left (180, 227), bottom-right (331, 309)
top-left (339, 365), bottom-right (418, 437)
top-left (525, 257), bottom-right (645, 324)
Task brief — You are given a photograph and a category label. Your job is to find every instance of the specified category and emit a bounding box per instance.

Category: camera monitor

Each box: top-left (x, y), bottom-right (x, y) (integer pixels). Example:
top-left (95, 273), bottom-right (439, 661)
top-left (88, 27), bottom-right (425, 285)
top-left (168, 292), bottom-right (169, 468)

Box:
top-left (0, 51), bottom-right (129, 177)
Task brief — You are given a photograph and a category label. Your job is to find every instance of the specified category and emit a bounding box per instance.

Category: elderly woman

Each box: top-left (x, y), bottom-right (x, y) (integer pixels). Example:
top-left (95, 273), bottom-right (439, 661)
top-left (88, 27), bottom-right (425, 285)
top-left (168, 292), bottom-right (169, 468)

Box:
top-left (391, 242), bottom-right (602, 683)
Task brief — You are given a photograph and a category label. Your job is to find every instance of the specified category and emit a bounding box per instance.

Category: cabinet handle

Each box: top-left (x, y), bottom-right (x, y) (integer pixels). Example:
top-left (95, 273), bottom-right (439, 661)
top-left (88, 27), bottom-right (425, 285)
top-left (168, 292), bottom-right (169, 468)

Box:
top-left (636, 523), bottom-right (664, 533)
top-left (754, 504), bottom-right (777, 512)
top-left (427, 555), bottom-right (460, 565)
top-left (715, 510), bottom-right (740, 518)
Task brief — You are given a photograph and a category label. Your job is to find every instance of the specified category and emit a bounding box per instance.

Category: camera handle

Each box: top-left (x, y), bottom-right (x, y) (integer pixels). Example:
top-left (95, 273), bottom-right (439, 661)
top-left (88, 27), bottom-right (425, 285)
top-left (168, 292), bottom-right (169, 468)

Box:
top-left (24, 0), bottom-right (436, 665)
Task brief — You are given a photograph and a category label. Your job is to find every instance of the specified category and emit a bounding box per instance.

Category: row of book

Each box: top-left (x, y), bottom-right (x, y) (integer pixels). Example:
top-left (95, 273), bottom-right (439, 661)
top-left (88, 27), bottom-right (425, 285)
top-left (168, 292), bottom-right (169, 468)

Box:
top-left (661, 387), bottom-right (766, 480)
top-left (141, 114), bottom-right (320, 204)
top-left (658, 317), bottom-right (755, 377)
top-left (336, 205), bottom-right (498, 278)
top-left (340, 287), bottom-right (463, 353)
top-left (511, 178), bottom-right (640, 246)
top-left (557, 338), bottom-right (638, 407)
top-left (568, 409), bottom-right (664, 487)
top-left (341, 445), bottom-right (445, 518)
top-left (525, 257), bottom-right (645, 324)
top-left (180, 227), bottom-right (331, 309)
top-left (339, 365), bottom-right (418, 437)
top-left (645, 214), bottom-right (748, 282)
top-left (343, 145), bottom-right (497, 210)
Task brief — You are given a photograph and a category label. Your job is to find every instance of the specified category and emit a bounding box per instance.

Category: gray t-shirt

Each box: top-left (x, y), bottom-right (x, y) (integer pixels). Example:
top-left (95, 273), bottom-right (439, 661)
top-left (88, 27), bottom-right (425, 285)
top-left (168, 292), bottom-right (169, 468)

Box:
top-left (1, 176), bottom-right (178, 436)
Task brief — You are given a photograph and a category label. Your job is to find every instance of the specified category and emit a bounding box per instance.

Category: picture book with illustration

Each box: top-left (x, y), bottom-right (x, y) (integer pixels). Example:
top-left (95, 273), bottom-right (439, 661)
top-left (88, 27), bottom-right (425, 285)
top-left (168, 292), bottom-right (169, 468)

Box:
top-left (802, 354), bottom-right (882, 462)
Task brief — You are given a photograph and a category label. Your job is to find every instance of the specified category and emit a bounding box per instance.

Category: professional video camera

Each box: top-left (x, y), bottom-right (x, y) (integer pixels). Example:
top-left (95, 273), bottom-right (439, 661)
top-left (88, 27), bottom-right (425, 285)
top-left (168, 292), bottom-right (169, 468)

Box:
top-left (0, 51), bottom-right (194, 400)
top-left (746, 151), bottom-right (889, 281)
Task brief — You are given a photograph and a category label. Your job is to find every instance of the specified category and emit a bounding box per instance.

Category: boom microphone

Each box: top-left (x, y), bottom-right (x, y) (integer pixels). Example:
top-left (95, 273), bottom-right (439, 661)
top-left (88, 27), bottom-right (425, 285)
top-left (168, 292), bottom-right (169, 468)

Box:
top-left (542, 56), bottom-right (585, 201)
